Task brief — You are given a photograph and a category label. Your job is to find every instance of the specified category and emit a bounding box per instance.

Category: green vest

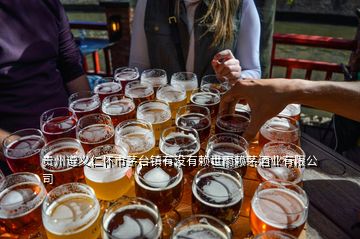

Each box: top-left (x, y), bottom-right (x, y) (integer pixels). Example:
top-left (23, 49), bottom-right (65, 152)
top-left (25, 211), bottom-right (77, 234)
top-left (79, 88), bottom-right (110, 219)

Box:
top-left (144, 0), bottom-right (243, 84)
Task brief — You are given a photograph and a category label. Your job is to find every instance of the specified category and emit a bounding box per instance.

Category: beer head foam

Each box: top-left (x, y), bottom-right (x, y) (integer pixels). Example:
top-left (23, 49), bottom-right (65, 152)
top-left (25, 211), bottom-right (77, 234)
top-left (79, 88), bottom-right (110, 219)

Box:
top-left (160, 132), bottom-right (199, 157)
top-left (136, 167), bottom-right (183, 191)
top-left (174, 224), bottom-right (228, 239)
top-left (172, 80), bottom-right (197, 91)
top-left (260, 117), bottom-right (298, 142)
top-left (116, 126), bottom-right (154, 154)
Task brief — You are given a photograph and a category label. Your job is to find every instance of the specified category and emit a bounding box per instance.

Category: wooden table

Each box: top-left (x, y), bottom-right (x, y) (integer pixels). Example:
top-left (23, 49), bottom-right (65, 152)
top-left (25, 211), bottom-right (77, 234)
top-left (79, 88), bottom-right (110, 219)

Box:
top-left (176, 133), bottom-right (360, 239)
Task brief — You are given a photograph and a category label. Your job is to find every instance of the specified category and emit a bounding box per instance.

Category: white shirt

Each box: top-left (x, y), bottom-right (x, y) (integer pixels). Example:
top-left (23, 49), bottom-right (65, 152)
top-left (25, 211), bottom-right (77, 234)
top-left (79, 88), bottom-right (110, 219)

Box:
top-left (129, 0), bottom-right (261, 79)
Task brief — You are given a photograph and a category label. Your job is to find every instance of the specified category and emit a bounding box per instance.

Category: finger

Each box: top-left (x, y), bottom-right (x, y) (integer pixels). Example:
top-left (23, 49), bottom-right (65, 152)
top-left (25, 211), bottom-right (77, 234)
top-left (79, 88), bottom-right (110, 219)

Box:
top-left (243, 112), bottom-right (267, 141)
top-left (213, 49), bottom-right (234, 62)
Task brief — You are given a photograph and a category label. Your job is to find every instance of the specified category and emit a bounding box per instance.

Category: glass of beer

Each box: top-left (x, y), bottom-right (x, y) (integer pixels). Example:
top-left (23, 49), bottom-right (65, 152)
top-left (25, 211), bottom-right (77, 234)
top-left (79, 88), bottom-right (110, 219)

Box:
top-left (94, 77), bottom-right (122, 102)
top-left (114, 67), bottom-right (140, 91)
top-left (0, 173), bottom-right (47, 238)
top-left (125, 81), bottom-right (155, 106)
top-left (258, 142), bottom-right (306, 185)
top-left (156, 84), bottom-right (187, 122)
top-left (42, 183), bottom-right (101, 239)
top-left (206, 133), bottom-right (249, 176)
top-left (176, 105), bottom-right (211, 146)
top-left (102, 196), bottom-right (162, 239)
top-left (250, 180), bottom-right (309, 237)
top-left (41, 107), bottom-right (77, 142)
top-left (200, 75), bottom-right (230, 95)
top-left (76, 113), bottom-right (115, 153)
top-left (215, 114), bottom-right (250, 136)
top-left (2, 128), bottom-right (45, 175)
top-left (136, 100), bottom-right (172, 141)
top-left (69, 91), bottom-right (101, 118)
top-left (259, 116), bottom-right (300, 148)
top-left (160, 126), bottom-right (200, 175)
top-left (115, 119), bottom-right (156, 159)
top-left (235, 103), bottom-right (251, 119)
top-left (171, 214), bottom-right (232, 239)
top-left (141, 69), bottom-right (167, 92)
top-left (135, 163), bottom-right (183, 237)
top-left (279, 104), bottom-right (301, 122)
top-left (40, 138), bottom-right (85, 190)
top-left (102, 94), bottom-right (136, 127)
top-left (190, 88), bottom-right (221, 119)
top-left (170, 72), bottom-right (198, 103)
top-left (85, 144), bottom-right (133, 201)
top-left (192, 168), bottom-right (243, 225)
top-left (254, 230), bottom-right (297, 239)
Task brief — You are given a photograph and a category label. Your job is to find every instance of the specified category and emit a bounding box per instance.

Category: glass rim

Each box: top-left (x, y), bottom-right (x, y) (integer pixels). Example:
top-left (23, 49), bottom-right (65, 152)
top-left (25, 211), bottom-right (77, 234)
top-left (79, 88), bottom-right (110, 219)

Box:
top-left (254, 180), bottom-right (309, 215)
top-left (171, 71), bottom-right (197, 79)
top-left (172, 214), bottom-right (232, 239)
top-left (124, 80), bottom-right (154, 98)
top-left (254, 230), bottom-right (297, 239)
top-left (177, 104), bottom-right (211, 118)
top-left (115, 118), bottom-right (154, 133)
top-left (141, 68), bottom-right (167, 76)
top-left (69, 90), bottom-right (99, 101)
top-left (260, 141), bottom-right (305, 157)
top-left (156, 84), bottom-right (187, 102)
top-left (263, 115), bottom-right (299, 133)
top-left (102, 196), bottom-right (162, 239)
top-left (207, 132), bottom-right (249, 148)
top-left (114, 66), bottom-right (139, 74)
top-left (76, 113), bottom-right (113, 127)
top-left (40, 107), bottom-right (77, 135)
top-left (190, 90), bottom-right (221, 106)
top-left (101, 94), bottom-right (135, 116)
top-left (193, 167), bottom-right (243, 197)
top-left (216, 113), bottom-right (250, 133)
top-left (86, 143), bottom-right (129, 160)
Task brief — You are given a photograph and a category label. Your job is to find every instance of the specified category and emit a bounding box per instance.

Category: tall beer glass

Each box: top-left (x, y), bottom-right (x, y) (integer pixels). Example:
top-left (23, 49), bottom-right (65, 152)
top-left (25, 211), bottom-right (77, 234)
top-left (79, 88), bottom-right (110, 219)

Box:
top-left (125, 81), bottom-right (155, 106)
top-left (102, 197), bottom-right (162, 239)
top-left (170, 72), bottom-right (198, 103)
top-left (42, 183), bottom-right (101, 239)
top-left (0, 173), bottom-right (47, 238)
top-left (3, 128), bottom-right (45, 175)
top-left (76, 113), bottom-right (115, 153)
top-left (171, 214), bottom-right (232, 239)
top-left (115, 119), bottom-right (156, 159)
top-left (41, 107), bottom-right (77, 142)
top-left (69, 91), bottom-right (101, 118)
top-left (101, 94), bottom-right (136, 127)
top-left (136, 100), bottom-right (172, 141)
top-left (250, 180), bottom-right (308, 236)
top-left (141, 69), bottom-right (167, 92)
top-left (156, 84), bottom-right (187, 122)
top-left (85, 144), bottom-right (133, 201)
top-left (94, 77), bottom-right (122, 101)
top-left (114, 67), bottom-right (140, 91)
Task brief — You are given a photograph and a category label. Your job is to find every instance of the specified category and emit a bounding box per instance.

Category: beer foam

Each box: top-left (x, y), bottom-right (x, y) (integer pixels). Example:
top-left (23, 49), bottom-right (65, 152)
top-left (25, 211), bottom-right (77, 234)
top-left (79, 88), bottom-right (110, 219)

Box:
top-left (116, 127), bottom-right (155, 154)
top-left (135, 167), bottom-right (183, 191)
top-left (137, 109), bottom-right (171, 124)
top-left (260, 117), bottom-right (298, 142)
top-left (157, 89), bottom-right (186, 103)
top-left (142, 76), bottom-right (167, 87)
top-left (103, 204), bottom-right (160, 239)
top-left (171, 80), bottom-right (197, 90)
top-left (84, 165), bottom-right (130, 183)
top-left (5, 135), bottom-right (44, 159)
top-left (252, 188), bottom-right (307, 229)
top-left (191, 92), bottom-right (220, 106)
top-left (95, 82), bottom-right (121, 93)
top-left (193, 172), bottom-right (243, 207)
top-left (79, 124), bottom-right (114, 144)
top-left (70, 98), bottom-right (99, 112)
top-left (160, 132), bottom-right (200, 157)
top-left (43, 193), bottom-right (100, 235)
top-left (174, 224), bottom-right (228, 239)
top-left (257, 167), bottom-right (301, 183)
top-left (103, 100), bottom-right (134, 116)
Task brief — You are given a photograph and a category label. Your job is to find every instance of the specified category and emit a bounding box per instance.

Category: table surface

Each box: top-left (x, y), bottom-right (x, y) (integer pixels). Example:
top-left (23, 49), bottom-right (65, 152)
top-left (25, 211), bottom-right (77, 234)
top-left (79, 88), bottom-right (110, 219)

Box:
top-left (176, 133), bottom-right (360, 239)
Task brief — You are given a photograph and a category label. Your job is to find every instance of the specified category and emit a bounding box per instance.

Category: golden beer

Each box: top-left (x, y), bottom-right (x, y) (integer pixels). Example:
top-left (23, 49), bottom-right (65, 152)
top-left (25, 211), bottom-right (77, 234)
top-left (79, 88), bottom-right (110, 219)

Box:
top-left (156, 84), bottom-right (187, 122)
top-left (85, 144), bottom-right (133, 201)
top-left (42, 183), bottom-right (101, 239)
top-left (250, 181), bottom-right (308, 237)
top-left (170, 72), bottom-right (198, 103)
top-left (136, 100), bottom-right (172, 141)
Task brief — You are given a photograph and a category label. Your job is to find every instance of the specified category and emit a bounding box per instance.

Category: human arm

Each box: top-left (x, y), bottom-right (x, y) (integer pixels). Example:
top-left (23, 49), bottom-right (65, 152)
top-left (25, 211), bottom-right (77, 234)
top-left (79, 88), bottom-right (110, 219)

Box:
top-left (219, 78), bottom-right (360, 140)
top-left (129, 0), bottom-right (151, 72)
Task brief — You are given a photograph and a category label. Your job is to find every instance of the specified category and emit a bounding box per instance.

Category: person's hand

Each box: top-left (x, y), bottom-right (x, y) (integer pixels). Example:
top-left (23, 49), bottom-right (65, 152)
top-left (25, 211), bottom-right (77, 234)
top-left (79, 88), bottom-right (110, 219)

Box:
top-left (219, 78), bottom-right (295, 140)
top-left (211, 49), bottom-right (241, 85)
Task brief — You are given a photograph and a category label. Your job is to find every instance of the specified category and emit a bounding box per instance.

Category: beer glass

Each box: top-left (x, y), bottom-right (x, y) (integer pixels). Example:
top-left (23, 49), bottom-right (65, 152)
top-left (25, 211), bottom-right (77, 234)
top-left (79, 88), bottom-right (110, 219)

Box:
top-left (125, 81), bottom-right (155, 106)
top-left (42, 183), bottom-right (101, 239)
top-left (279, 104), bottom-right (301, 121)
top-left (135, 164), bottom-right (183, 237)
top-left (160, 126), bottom-right (200, 175)
top-left (192, 167), bottom-right (243, 225)
top-left (171, 214), bottom-right (232, 239)
top-left (235, 103), bottom-right (251, 119)
top-left (93, 77), bottom-right (122, 101)
top-left (170, 72), bottom-right (198, 103)
top-left (41, 107), bottom-right (77, 142)
top-left (190, 88), bottom-right (221, 120)
top-left (101, 94), bottom-right (136, 127)
top-left (254, 231), bottom-right (297, 239)
top-left (258, 142), bottom-right (306, 185)
top-left (115, 119), bottom-right (156, 159)
top-left (136, 100), bottom-right (172, 141)
top-left (0, 170), bottom-right (4, 191)
top-left (200, 74), bottom-right (230, 95)
top-left (156, 84), bottom-right (187, 122)
top-left (69, 91), bottom-right (101, 118)
top-left (141, 69), bottom-right (167, 92)
top-left (250, 180), bottom-right (309, 236)
top-left (76, 113), bottom-right (115, 153)
top-left (215, 114), bottom-right (250, 136)
top-left (259, 116), bottom-right (300, 148)
top-left (102, 197), bottom-right (162, 239)
top-left (85, 144), bottom-right (133, 201)
top-left (40, 138), bottom-right (85, 190)
top-left (0, 173), bottom-right (47, 238)
top-left (176, 105), bottom-right (211, 146)
top-left (206, 133), bottom-right (249, 176)
top-left (114, 67), bottom-right (140, 91)
top-left (3, 128), bottom-right (45, 175)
